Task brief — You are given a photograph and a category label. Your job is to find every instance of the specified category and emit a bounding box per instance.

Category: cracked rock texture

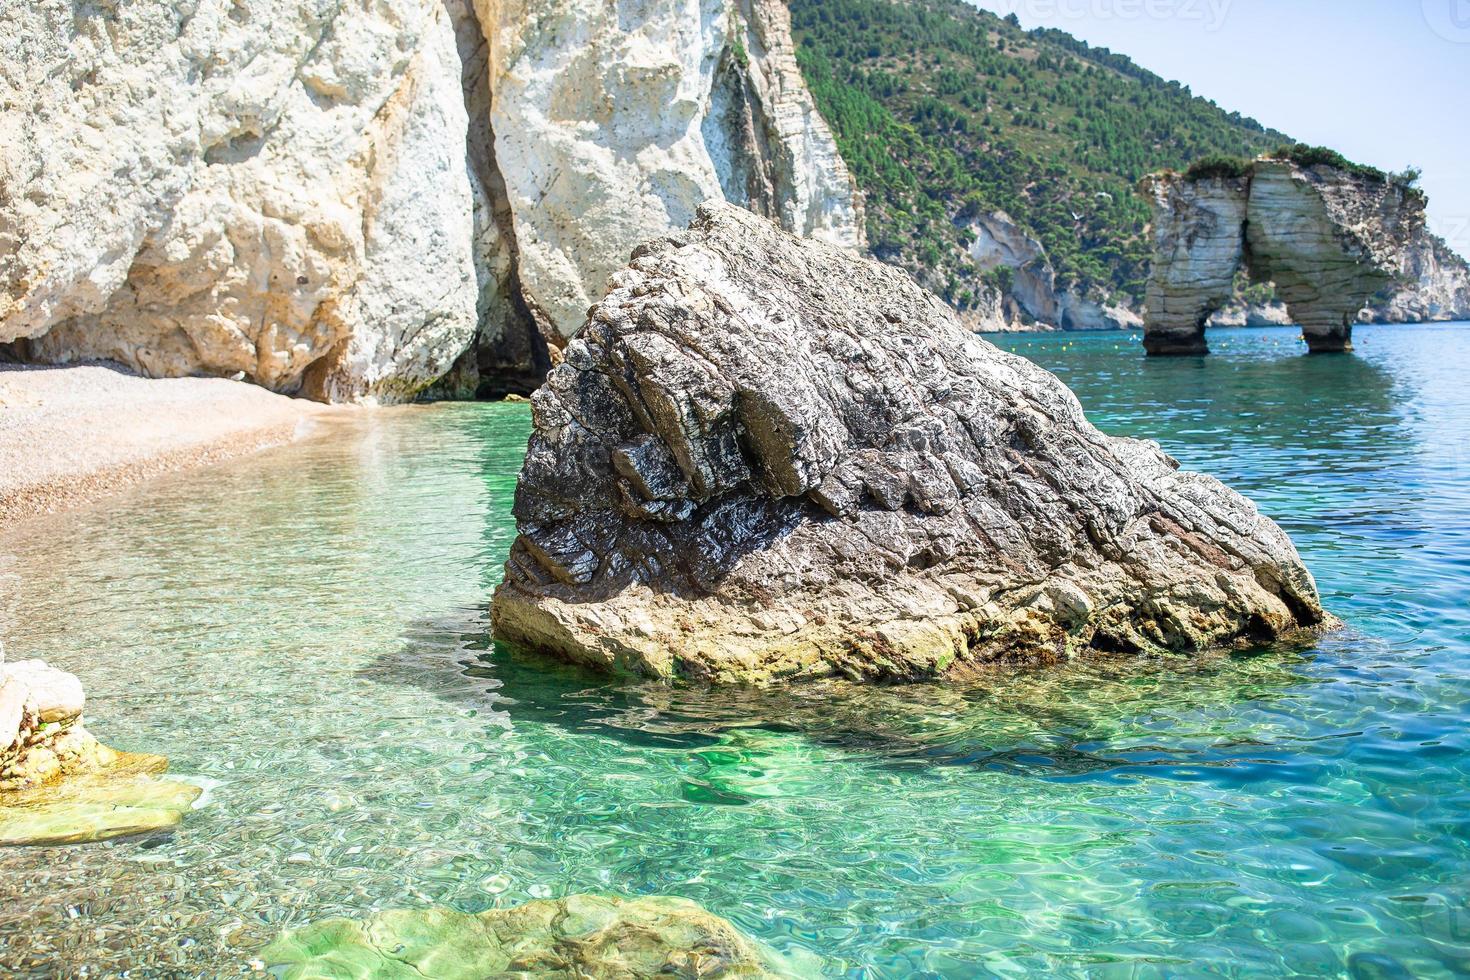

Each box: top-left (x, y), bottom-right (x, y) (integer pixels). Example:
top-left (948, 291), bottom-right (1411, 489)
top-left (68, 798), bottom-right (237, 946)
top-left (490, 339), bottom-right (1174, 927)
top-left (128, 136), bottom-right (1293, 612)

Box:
top-left (1361, 231), bottom-right (1470, 325)
top-left (1141, 161), bottom-right (1430, 354)
top-left (492, 203), bottom-right (1324, 685)
top-left (1, 0), bottom-right (862, 402)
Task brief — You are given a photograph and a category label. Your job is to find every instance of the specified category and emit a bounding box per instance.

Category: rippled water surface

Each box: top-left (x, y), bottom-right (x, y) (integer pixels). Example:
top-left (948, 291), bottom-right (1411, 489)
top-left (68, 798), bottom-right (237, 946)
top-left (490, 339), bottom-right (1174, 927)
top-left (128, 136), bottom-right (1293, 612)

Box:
top-left (3, 324), bottom-right (1469, 977)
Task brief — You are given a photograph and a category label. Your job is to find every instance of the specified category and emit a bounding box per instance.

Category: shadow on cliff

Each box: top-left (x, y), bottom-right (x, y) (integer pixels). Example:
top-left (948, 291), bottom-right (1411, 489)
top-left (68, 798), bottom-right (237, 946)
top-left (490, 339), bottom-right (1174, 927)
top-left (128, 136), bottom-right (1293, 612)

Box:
top-left (358, 606), bottom-right (1334, 790)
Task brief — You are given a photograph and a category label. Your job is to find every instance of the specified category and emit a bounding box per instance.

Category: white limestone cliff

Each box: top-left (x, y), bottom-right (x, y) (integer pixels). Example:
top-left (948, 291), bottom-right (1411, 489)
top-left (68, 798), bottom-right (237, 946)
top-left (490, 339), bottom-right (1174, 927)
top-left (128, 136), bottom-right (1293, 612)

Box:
top-left (1, 0), bottom-right (478, 401)
top-left (963, 210), bottom-right (1141, 333)
top-left (1140, 161), bottom-right (1430, 354)
top-left (1361, 232), bottom-right (1470, 325)
top-left (475, 0), bottom-right (864, 343)
top-left (0, 0), bottom-right (864, 401)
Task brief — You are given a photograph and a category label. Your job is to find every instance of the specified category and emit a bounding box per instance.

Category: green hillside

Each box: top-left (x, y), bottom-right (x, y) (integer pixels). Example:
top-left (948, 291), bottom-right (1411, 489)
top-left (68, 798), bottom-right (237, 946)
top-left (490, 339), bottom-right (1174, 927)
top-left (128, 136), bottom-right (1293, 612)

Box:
top-left (788, 0), bottom-right (1292, 310)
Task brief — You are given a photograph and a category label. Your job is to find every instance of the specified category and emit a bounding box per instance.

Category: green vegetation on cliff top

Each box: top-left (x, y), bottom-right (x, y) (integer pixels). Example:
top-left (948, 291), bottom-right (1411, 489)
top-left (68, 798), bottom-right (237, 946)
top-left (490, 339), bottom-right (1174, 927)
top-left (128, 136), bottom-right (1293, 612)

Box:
top-left (789, 0), bottom-right (1293, 306)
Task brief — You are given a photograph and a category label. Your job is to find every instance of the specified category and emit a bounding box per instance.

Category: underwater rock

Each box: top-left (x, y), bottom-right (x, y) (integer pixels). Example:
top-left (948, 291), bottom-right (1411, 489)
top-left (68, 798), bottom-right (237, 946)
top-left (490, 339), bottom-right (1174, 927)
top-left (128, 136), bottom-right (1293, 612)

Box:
top-left (262, 894), bottom-right (813, 978)
top-left (0, 652), bottom-right (199, 844)
top-left (0, 750), bottom-right (200, 847)
top-left (491, 203), bottom-right (1326, 684)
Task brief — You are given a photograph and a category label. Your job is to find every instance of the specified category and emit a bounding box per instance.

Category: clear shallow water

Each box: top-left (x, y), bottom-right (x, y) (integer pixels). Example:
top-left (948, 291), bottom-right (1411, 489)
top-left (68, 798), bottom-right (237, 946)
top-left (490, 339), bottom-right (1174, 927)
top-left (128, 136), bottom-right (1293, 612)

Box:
top-left (1, 323), bottom-right (1468, 977)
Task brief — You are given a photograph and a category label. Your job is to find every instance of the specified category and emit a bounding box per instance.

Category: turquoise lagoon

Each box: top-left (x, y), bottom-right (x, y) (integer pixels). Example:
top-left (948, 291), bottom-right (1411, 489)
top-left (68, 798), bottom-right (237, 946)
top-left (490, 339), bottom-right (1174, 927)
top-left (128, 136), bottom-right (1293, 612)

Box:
top-left (1, 323), bottom-right (1468, 976)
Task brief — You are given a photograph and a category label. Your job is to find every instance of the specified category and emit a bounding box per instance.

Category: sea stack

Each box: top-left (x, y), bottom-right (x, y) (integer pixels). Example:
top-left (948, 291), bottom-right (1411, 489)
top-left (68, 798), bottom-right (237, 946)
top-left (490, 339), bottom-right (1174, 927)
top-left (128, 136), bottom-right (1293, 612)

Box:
top-left (1140, 158), bottom-right (1428, 355)
top-left (491, 203), bottom-right (1325, 685)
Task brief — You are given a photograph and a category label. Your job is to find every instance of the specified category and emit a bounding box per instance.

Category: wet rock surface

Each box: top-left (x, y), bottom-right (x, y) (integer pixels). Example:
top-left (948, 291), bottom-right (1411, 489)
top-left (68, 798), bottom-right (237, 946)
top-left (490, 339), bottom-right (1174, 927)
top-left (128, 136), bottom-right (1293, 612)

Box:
top-left (263, 894), bottom-right (813, 978)
top-left (0, 751), bottom-right (200, 847)
top-left (492, 203), bottom-right (1326, 684)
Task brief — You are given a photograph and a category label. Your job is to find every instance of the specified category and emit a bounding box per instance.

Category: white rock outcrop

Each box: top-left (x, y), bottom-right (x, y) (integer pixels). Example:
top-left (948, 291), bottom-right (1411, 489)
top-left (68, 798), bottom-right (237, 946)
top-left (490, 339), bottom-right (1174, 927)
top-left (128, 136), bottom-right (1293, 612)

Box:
top-left (1361, 232), bottom-right (1470, 325)
top-left (964, 210), bottom-right (1141, 333)
top-left (1, 0), bottom-right (864, 401)
top-left (1138, 174), bottom-right (1252, 354)
top-left (1141, 161), bottom-right (1428, 354)
top-left (1, 0), bottom-right (479, 401)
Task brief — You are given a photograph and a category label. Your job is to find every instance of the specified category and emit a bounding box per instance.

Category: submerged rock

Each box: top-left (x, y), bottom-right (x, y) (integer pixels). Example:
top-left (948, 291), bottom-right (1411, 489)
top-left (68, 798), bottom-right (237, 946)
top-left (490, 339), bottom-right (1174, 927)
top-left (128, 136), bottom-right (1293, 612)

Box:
top-left (0, 648), bottom-right (199, 843)
top-left (263, 894), bottom-right (813, 978)
top-left (491, 203), bottom-right (1326, 685)
top-left (0, 751), bottom-right (200, 847)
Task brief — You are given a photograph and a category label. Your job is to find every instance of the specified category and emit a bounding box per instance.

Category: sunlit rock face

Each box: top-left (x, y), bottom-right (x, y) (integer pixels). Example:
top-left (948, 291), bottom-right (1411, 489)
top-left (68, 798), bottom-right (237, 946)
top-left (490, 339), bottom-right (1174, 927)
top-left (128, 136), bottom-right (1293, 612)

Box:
top-left (1139, 175), bottom-right (1253, 355)
top-left (963, 210), bottom-right (1142, 333)
top-left (476, 0), bottom-right (865, 344)
top-left (492, 204), bottom-right (1325, 685)
top-left (1140, 161), bottom-right (1429, 355)
top-left (0, 0), bottom-right (479, 401)
top-left (0, 0), bottom-right (862, 402)
top-left (0, 646), bottom-right (199, 845)
top-left (1244, 161), bottom-right (1422, 352)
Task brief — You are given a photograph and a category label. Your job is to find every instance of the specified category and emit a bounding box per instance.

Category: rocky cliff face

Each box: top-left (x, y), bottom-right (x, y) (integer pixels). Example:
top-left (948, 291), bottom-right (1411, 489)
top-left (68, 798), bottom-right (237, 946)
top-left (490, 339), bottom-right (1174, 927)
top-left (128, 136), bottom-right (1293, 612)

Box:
top-left (1361, 232), bottom-right (1470, 324)
top-left (477, 0), bottom-right (863, 343)
top-left (0, 0), bottom-right (863, 402)
top-left (963, 210), bottom-right (1141, 333)
top-left (0, 0), bottom-right (480, 401)
top-left (1141, 161), bottom-right (1429, 354)
top-left (491, 203), bottom-right (1324, 684)
top-left (1139, 173), bottom-right (1253, 354)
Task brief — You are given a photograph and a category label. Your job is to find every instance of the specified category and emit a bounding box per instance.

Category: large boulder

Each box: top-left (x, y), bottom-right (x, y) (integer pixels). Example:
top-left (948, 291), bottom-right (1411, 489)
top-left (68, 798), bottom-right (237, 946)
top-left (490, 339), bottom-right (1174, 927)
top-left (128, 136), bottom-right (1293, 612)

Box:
top-left (491, 203), bottom-right (1326, 685)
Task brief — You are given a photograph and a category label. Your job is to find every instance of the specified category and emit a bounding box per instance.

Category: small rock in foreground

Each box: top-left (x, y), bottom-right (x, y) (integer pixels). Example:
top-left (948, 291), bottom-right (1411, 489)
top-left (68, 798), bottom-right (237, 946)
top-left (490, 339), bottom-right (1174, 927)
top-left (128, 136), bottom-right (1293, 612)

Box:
top-left (0, 751), bottom-right (201, 847)
top-left (1, 648), bottom-right (199, 844)
top-left (492, 203), bottom-right (1326, 684)
top-left (262, 894), bottom-right (815, 979)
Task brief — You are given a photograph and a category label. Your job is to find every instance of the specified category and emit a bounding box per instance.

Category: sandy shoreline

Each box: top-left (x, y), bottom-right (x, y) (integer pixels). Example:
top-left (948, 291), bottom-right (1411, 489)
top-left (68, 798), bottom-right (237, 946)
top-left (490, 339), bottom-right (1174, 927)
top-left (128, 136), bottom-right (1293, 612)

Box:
top-left (0, 363), bottom-right (336, 526)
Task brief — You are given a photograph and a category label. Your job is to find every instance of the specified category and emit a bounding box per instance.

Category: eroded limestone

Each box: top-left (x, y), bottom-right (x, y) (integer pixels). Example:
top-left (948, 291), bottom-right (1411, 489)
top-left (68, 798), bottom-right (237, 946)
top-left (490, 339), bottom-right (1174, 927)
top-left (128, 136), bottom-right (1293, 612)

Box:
top-left (1141, 161), bottom-right (1428, 354)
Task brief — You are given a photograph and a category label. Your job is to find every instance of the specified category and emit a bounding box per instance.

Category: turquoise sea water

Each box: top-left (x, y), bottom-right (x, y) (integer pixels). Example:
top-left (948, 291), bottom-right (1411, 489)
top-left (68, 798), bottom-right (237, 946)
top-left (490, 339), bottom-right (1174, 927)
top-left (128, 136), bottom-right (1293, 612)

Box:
top-left (1, 323), bottom-right (1468, 977)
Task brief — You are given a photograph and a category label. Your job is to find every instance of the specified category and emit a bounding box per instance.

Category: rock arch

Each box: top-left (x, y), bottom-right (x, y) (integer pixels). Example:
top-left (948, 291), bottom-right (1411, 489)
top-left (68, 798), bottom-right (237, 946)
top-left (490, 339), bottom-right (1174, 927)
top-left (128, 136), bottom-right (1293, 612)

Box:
top-left (1140, 160), bottom-right (1425, 355)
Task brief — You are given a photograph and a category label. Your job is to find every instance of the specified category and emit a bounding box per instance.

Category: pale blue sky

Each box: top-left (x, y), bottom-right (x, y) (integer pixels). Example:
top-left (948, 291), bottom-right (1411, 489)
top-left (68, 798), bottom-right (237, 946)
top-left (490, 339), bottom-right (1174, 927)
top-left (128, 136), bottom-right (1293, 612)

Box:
top-left (969, 0), bottom-right (1470, 254)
